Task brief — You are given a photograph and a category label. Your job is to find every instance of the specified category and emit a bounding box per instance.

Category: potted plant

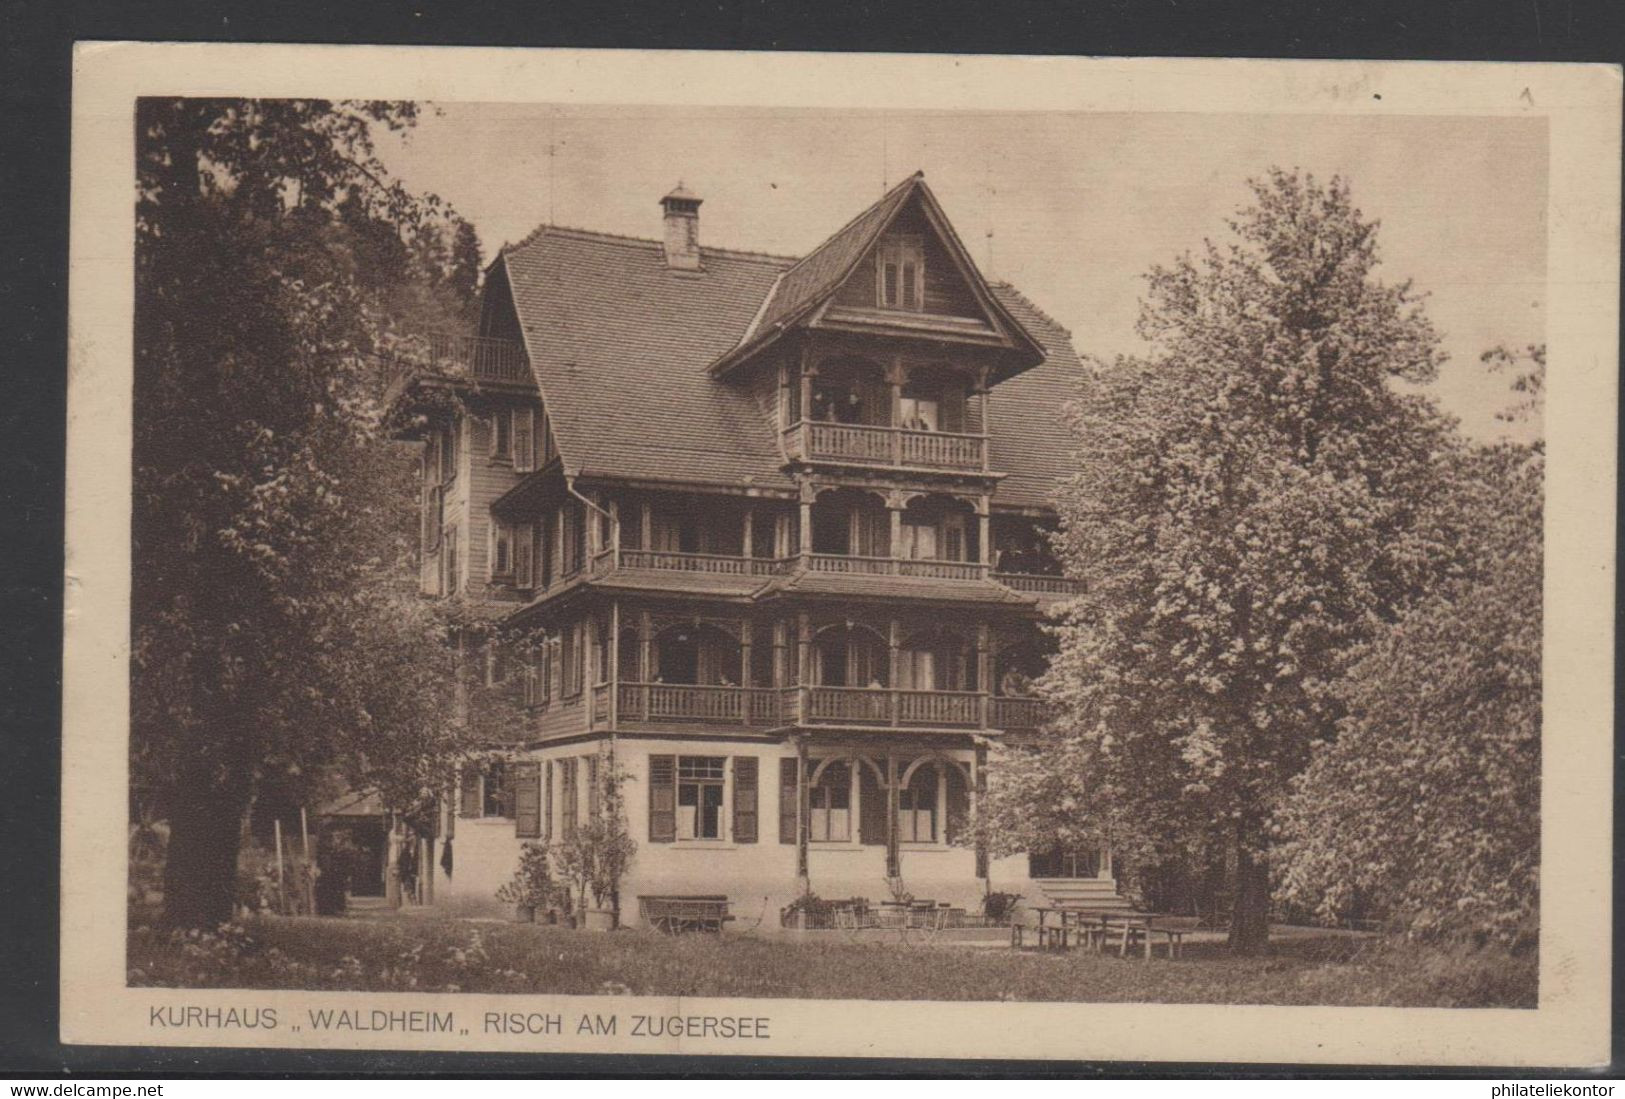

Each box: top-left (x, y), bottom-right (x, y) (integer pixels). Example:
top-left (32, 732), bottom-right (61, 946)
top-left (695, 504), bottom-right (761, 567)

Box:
top-left (781, 892), bottom-right (831, 931)
top-left (553, 755), bottom-right (637, 931)
top-left (981, 889), bottom-right (1023, 927)
top-left (495, 841), bottom-right (555, 923)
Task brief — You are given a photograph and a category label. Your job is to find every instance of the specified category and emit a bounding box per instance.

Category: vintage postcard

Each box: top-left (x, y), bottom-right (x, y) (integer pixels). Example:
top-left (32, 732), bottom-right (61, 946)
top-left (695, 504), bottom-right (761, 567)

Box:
top-left (63, 45), bottom-right (1618, 1066)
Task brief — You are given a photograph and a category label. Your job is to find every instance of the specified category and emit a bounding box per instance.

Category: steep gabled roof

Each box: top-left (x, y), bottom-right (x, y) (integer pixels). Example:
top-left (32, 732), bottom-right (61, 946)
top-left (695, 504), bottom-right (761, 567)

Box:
top-left (985, 283), bottom-right (1088, 511)
top-left (711, 172), bottom-right (1046, 379)
top-left (499, 227), bottom-right (798, 493)
top-left (492, 195), bottom-right (1087, 507)
top-left (744, 173), bottom-right (921, 341)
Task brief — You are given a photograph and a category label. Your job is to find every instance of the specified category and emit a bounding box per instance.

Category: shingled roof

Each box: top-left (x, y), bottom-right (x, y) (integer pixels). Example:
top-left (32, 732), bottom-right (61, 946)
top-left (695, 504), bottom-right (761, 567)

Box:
top-left (495, 186), bottom-right (1086, 510)
top-left (502, 228), bottom-right (798, 493)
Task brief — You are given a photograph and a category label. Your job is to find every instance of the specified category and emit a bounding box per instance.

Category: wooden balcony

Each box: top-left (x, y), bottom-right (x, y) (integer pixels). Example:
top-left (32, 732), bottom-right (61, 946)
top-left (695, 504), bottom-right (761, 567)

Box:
top-left (384, 333), bottom-right (530, 402)
top-left (992, 572), bottom-right (1084, 597)
top-left (804, 554), bottom-right (988, 581)
top-left (616, 683), bottom-right (784, 727)
top-left (802, 686), bottom-right (986, 729)
top-left (596, 547), bottom-right (786, 578)
top-left (586, 547), bottom-right (996, 586)
top-left (990, 696), bottom-right (1051, 735)
top-left (606, 680), bottom-right (995, 733)
top-left (784, 421), bottom-right (987, 473)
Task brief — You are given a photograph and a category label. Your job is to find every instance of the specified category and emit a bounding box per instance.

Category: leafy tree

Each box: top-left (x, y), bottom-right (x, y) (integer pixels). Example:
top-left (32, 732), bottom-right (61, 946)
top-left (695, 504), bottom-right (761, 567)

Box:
top-left (1276, 348), bottom-right (1543, 943)
top-left (1000, 170), bottom-right (1456, 951)
top-left (133, 98), bottom-right (475, 928)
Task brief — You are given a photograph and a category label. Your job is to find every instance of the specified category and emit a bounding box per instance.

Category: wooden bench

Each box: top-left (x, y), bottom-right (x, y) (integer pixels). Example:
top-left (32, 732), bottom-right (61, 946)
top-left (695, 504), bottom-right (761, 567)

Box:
top-left (638, 894), bottom-right (734, 933)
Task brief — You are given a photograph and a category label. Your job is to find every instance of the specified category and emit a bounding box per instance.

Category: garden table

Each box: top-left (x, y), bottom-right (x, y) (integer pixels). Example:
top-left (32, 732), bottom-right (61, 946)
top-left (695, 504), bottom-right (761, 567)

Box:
top-left (1016, 908), bottom-right (1184, 959)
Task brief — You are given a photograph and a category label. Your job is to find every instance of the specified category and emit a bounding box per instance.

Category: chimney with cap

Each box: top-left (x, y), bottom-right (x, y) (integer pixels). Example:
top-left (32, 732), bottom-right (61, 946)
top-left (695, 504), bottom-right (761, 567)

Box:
top-left (660, 183), bottom-right (703, 270)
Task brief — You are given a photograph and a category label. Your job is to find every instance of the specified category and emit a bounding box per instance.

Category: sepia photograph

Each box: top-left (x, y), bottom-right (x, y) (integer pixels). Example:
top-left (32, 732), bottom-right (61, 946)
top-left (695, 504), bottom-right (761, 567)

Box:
top-left (60, 46), bottom-right (1618, 1066)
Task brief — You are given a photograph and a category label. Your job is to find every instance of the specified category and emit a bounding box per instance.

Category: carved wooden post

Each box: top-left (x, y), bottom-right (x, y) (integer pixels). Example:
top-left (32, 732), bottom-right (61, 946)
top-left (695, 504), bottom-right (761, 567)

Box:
top-left (796, 612), bottom-right (812, 725)
top-left (640, 499), bottom-right (652, 555)
top-left (591, 617), bottom-right (604, 728)
top-left (639, 608), bottom-right (653, 719)
top-left (977, 496), bottom-right (992, 579)
top-left (885, 752), bottom-right (899, 879)
top-left (742, 508), bottom-right (754, 563)
top-left (889, 356), bottom-right (905, 465)
top-left (977, 365), bottom-right (992, 473)
top-left (739, 619), bottom-right (753, 723)
top-left (887, 617), bottom-right (901, 727)
top-left (974, 739), bottom-right (989, 880)
top-left (799, 482), bottom-right (814, 559)
top-left (608, 600), bottom-right (620, 728)
top-left (888, 490), bottom-right (904, 564)
top-left (976, 622), bottom-right (991, 729)
top-left (796, 736), bottom-right (811, 885)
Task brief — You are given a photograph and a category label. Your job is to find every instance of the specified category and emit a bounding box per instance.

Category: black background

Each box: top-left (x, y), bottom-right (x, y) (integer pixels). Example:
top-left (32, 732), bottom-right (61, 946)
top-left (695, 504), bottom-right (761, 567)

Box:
top-left (2, 0), bottom-right (1621, 1079)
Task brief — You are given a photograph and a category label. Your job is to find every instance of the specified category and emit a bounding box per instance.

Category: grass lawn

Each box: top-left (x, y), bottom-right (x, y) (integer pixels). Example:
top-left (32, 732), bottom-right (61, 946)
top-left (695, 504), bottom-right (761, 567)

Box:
top-left (127, 915), bottom-right (1536, 1008)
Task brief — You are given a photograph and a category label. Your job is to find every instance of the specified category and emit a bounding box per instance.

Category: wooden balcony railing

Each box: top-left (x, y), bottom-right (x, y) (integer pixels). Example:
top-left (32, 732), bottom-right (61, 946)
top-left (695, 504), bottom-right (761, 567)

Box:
top-left (805, 554), bottom-right (989, 581)
top-left (584, 548), bottom-right (990, 584)
top-left (990, 696), bottom-right (1051, 734)
top-left (899, 429), bottom-right (985, 470)
top-left (785, 421), bottom-right (986, 472)
top-left (385, 333), bottom-right (530, 398)
top-left (801, 686), bottom-right (986, 729)
top-left (602, 679), bottom-right (1007, 732)
top-left (605, 548), bottom-right (787, 577)
top-left (992, 572), bottom-right (1084, 596)
top-left (616, 683), bottom-right (784, 726)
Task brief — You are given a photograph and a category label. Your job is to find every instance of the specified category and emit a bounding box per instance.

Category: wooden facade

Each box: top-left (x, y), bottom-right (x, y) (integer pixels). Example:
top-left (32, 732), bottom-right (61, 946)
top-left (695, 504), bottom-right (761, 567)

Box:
top-left (388, 174), bottom-right (1109, 920)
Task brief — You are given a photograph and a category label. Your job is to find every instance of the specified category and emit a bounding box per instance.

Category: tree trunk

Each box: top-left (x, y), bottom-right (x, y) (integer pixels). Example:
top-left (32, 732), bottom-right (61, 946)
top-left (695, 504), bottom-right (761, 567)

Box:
top-left (1228, 828), bottom-right (1271, 954)
top-left (161, 757), bottom-right (253, 929)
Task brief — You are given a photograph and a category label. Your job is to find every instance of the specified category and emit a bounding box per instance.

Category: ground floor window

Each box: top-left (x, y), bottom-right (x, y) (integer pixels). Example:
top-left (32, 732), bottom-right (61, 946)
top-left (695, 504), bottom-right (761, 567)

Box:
top-left (898, 765), bottom-right (938, 842)
top-left (482, 760), bottom-right (510, 818)
top-left (676, 756), bottom-right (726, 840)
top-left (811, 760), bottom-right (852, 842)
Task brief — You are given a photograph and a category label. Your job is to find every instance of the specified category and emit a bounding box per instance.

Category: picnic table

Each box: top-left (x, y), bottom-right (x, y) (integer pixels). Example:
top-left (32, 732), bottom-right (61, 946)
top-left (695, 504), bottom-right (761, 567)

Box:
top-left (638, 894), bottom-right (734, 933)
top-left (1015, 906), bottom-right (1186, 960)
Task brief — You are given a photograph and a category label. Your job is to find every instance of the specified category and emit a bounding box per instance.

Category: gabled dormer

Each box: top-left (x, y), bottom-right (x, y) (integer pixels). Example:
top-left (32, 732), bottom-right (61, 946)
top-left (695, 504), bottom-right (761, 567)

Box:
top-left (709, 171), bottom-right (1046, 384)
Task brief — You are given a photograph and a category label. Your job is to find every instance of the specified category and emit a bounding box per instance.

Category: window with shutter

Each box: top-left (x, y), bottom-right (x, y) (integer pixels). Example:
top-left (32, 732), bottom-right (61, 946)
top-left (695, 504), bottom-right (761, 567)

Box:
top-left (514, 762), bottom-right (541, 837)
top-left (444, 525), bottom-right (461, 593)
top-left (547, 637), bottom-right (561, 702)
top-left (778, 758), bottom-right (799, 844)
top-left (648, 755), bottom-right (676, 842)
top-left (539, 514), bottom-right (554, 587)
top-left (733, 757), bottom-right (759, 844)
top-left (571, 622), bottom-right (586, 696)
top-left (492, 522), bottom-right (512, 577)
top-left (544, 760), bottom-right (554, 840)
top-left (490, 410), bottom-right (513, 462)
top-left (561, 759), bottom-right (578, 839)
top-left (945, 764), bottom-right (969, 845)
top-left (514, 523), bottom-right (534, 589)
top-left (483, 760), bottom-right (512, 818)
top-left (561, 626), bottom-right (577, 698)
top-left (458, 766), bottom-right (481, 818)
top-left (514, 408), bottom-right (535, 472)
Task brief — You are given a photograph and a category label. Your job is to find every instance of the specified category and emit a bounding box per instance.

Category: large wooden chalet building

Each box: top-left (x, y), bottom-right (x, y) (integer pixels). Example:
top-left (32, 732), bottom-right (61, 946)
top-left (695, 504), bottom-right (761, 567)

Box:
top-left (383, 172), bottom-right (1120, 922)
